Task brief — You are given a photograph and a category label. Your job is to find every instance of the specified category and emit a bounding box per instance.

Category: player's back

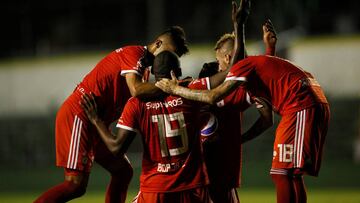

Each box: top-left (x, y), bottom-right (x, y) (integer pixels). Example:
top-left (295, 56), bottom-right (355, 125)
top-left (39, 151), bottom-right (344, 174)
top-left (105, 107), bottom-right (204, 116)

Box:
top-left (242, 56), bottom-right (321, 114)
top-left (78, 46), bottom-right (146, 122)
top-left (125, 95), bottom-right (209, 192)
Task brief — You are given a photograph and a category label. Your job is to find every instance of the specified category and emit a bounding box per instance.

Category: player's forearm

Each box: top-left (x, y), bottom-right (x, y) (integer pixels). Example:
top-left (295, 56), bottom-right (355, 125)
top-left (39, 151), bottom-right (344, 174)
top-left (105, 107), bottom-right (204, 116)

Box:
top-left (231, 23), bottom-right (246, 67)
top-left (265, 46), bottom-right (276, 56)
top-left (133, 82), bottom-right (164, 99)
top-left (172, 85), bottom-right (216, 105)
top-left (126, 73), bottom-right (163, 99)
top-left (241, 117), bottom-right (273, 144)
top-left (92, 120), bottom-right (122, 155)
top-left (209, 70), bottom-right (228, 89)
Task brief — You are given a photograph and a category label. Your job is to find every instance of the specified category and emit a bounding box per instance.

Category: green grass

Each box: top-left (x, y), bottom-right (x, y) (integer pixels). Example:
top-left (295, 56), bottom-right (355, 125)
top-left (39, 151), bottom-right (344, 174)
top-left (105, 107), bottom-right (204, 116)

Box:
top-left (1, 188), bottom-right (360, 203)
top-left (1, 158), bottom-right (359, 202)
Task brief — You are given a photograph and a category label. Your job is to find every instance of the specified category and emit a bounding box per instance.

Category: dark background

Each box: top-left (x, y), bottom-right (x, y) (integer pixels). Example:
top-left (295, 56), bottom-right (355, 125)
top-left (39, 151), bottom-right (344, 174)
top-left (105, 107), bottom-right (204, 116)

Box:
top-left (0, 0), bottom-right (359, 199)
top-left (2, 0), bottom-right (359, 58)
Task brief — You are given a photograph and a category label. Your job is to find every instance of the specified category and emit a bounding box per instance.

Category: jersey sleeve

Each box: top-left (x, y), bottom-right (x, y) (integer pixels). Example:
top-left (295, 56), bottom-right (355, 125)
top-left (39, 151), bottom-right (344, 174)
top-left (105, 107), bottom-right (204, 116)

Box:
top-left (216, 87), bottom-right (253, 111)
top-left (225, 59), bottom-right (254, 82)
top-left (116, 97), bottom-right (140, 133)
top-left (187, 77), bottom-right (211, 90)
top-left (119, 46), bottom-right (146, 77)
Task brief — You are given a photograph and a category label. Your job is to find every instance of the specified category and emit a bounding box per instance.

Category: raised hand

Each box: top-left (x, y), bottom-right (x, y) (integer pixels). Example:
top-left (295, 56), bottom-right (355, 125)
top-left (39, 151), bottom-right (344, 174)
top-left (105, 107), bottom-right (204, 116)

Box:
top-left (79, 93), bottom-right (100, 125)
top-left (232, 0), bottom-right (251, 25)
top-left (263, 19), bottom-right (277, 50)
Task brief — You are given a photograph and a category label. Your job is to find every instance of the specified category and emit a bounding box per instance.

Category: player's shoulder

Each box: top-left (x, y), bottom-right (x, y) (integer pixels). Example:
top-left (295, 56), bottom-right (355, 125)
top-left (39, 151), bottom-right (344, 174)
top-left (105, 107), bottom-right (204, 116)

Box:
top-left (188, 77), bottom-right (210, 90)
top-left (115, 45), bottom-right (146, 54)
top-left (126, 97), bottom-right (142, 106)
top-left (247, 55), bottom-right (272, 62)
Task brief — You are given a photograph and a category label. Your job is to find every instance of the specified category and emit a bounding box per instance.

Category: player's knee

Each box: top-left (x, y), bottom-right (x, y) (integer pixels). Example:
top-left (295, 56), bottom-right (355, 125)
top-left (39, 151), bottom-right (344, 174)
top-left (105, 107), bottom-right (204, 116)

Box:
top-left (65, 180), bottom-right (87, 198)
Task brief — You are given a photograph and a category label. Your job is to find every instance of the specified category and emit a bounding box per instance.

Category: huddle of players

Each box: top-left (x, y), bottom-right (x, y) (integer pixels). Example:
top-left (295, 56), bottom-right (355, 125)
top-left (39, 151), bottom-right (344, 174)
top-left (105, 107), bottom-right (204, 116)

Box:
top-left (35, 0), bottom-right (330, 202)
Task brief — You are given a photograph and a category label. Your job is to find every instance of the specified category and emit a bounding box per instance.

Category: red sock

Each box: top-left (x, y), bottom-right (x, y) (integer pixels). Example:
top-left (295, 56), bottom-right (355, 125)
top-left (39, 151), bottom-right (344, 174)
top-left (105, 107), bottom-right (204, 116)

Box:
top-left (271, 173), bottom-right (295, 203)
top-left (292, 175), bottom-right (307, 203)
top-left (34, 180), bottom-right (86, 203)
top-left (105, 169), bottom-right (133, 203)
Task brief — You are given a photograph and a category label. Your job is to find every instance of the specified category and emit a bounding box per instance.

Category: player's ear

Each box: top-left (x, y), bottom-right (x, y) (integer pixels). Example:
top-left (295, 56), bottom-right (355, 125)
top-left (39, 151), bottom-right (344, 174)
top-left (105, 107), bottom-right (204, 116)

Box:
top-left (225, 54), bottom-right (232, 64)
top-left (155, 39), bottom-right (162, 48)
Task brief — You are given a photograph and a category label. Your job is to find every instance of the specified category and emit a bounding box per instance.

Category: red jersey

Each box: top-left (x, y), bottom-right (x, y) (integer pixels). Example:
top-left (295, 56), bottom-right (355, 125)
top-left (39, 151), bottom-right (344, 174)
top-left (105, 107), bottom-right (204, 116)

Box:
top-left (190, 76), bottom-right (252, 188)
top-left (116, 82), bottom-right (209, 192)
top-left (208, 86), bottom-right (251, 188)
top-left (76, 45), bottom-right (148, 123)
top-left (226, 55), bottom-right (328, 115)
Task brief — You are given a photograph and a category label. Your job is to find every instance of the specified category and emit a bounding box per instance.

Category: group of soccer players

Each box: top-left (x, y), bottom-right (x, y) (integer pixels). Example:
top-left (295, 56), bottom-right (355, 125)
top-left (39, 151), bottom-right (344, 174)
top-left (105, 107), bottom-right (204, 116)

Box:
top-left (35, 0), bottom-right (330, 202)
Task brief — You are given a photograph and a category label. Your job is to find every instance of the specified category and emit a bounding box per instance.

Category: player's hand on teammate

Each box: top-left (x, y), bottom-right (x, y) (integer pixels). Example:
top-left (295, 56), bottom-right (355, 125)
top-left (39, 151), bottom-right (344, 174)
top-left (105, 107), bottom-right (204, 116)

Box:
top-left (232, 0), bottom-right (251, 26)
top-left (155, 70), bottom-right (178, 95)
top-left (80, 93), bottom-right (100, 125)
top-left (263, 19), bottom-right (277, 49)
top-left (254, 97), bottom-right (270, 109)
top-left (254, 97), bottom-right (273, 123)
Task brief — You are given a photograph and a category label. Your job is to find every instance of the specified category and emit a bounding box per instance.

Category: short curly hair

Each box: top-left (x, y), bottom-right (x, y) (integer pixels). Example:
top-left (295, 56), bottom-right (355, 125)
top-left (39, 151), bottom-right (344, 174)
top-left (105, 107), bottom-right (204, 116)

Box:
top-left (160, 26), bottom-right (189, 57)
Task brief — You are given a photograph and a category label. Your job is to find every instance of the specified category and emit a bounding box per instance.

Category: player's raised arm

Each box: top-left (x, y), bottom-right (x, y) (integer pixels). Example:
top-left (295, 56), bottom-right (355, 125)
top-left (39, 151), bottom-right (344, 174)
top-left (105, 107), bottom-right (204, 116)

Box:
top-left (207, 0), bottom-right (250, 89)
top-left (229, 0), bottom-right (250, 67)
top-left (241, 97), bottom-right (273, 143)
top-left (263, 19), bottom-right (277, 56)
top-left (80, 93), bottom-right (135, 155)
top-left (156, 0), bottom-right (250, 103)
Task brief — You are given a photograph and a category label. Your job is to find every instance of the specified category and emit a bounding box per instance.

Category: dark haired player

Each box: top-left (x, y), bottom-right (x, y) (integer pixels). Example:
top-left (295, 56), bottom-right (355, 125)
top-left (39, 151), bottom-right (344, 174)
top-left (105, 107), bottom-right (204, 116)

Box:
top-left (35, 26), bottom-right (189, 203)
top-left (80, 51), bottom-right (213, 203)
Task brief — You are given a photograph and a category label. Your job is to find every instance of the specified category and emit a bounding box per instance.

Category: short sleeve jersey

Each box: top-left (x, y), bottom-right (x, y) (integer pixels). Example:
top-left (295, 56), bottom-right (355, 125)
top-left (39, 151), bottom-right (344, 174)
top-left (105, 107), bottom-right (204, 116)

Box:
top-left (116, 80), bottom-right (210, 193)
top-left (79, 46), bottom-right (148, 123)
top-left (226, 55), bottom-right (327, 115)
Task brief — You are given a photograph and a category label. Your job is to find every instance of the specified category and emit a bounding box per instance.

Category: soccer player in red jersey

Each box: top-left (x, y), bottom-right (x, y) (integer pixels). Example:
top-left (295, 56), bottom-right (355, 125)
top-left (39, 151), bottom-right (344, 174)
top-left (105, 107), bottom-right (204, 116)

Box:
top-left (80, 51), bottom-right (212, 203)
top-left (34, 26), bottom-right (189, 203)
top-left (156, 21), bottom-right (330, 203)
top-left (196, 19), bottom-right (276, 203)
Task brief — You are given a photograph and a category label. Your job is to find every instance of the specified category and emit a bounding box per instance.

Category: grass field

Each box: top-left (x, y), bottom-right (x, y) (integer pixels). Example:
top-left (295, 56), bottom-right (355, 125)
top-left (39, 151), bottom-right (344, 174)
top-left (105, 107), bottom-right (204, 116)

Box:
top-left (1, 188), bottom-right (360, 203)
top-left (1, 154), bottom-right (359, 202)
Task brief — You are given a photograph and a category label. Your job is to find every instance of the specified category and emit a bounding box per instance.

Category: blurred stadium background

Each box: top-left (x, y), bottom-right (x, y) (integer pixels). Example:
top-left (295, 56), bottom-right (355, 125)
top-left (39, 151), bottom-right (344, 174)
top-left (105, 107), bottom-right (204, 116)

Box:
top-left (1, 0), bottom-right (360, 202)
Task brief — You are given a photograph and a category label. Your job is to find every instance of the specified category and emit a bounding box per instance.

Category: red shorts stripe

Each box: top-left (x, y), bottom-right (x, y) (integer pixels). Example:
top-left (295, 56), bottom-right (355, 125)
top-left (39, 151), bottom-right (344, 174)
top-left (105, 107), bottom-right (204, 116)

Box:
top-left (66, 115), bottom-right (83, 169)
top-left (272, 104), bottom-right (329, 176)
top-left (294, 109), bottom-right (306, 168)
top-left (56, 95), bottom-right (95, 172)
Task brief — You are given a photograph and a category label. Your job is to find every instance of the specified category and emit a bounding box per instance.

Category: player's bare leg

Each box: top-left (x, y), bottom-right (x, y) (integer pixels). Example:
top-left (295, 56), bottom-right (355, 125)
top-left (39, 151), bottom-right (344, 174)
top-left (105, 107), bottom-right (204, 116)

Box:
top-left (34, 169), bottom-right (89, 203)
top-left (292, 175), bottom-right (307, 203)
top-left (95, 142), bottom-right (133, 203)
top-left (271, 173), bottom-right (295, 203)
top-left (271, 169), bottom-right (307, 203)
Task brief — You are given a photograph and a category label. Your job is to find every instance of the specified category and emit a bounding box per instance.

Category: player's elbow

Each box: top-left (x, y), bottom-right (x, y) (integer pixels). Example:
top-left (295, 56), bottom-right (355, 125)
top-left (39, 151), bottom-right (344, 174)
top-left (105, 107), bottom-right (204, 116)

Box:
top-left (129, 86), bottom-right (139, 97)
top-left (109, 145), bottom-right (121, 156)
top-left (106, 140), bottom-right (122, 155)
top-left (206, 93), bottom-right (218, 105)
